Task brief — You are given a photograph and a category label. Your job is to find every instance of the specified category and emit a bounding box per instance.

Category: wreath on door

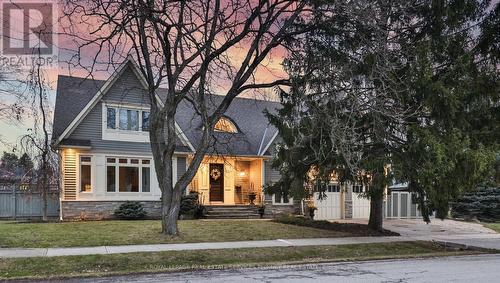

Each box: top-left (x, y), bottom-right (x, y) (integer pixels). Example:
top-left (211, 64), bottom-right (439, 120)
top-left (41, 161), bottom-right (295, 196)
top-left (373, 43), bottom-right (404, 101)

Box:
top-left (210, 168), bottom-right (221, 181)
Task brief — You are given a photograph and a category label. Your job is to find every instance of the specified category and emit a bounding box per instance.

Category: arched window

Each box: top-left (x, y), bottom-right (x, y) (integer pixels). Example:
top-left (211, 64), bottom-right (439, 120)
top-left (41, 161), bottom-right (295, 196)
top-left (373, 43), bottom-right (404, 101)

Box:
top-left (214, 117), bottom-right (238, 133)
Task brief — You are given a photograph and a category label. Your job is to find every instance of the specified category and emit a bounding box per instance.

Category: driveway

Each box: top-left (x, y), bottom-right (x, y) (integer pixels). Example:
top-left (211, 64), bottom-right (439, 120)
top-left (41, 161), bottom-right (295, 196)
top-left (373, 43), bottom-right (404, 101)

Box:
top-left (339, 218), bottom-right (500, 250)
top-left (382, 219), bottom-right (497, 237)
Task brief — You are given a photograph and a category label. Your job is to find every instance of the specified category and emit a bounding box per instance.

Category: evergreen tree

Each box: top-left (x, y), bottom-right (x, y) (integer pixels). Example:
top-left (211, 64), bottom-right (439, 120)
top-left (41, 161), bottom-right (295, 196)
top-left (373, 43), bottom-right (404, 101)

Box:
top-left (268, 0), bottom-right (499, 229)
top-left (0, 152), bottom-right (19, 171)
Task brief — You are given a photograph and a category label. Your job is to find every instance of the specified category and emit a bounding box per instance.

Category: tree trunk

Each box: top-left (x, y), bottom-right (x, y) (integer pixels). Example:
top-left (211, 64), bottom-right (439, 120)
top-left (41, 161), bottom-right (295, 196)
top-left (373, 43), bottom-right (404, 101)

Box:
top-left (368, 193), bottom-right (384, 231)
top-left (368, 169), bottom-right (386, 231)
top-left (150, 108), bottom-right (183, 235)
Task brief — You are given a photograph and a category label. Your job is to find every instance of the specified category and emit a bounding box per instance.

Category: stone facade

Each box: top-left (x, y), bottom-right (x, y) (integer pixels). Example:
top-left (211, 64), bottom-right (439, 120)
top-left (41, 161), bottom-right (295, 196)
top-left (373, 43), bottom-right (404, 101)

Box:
top-left (62, 201), bottom-right (162, 220)
top-left (344, 185), bottom-right (353, 219)
top-left (263, 195), bottom-right (301, 218)
top-left (62, 198), bottom-right (302, 220)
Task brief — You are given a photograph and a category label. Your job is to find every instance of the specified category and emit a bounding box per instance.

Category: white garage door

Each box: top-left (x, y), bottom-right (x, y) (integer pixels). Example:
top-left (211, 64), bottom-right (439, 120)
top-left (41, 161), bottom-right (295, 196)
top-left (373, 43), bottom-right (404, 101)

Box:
top-left (352, 193), bottom-right (370, 219)
top-left (314, 192), bottom-right (342, 220)
top-left (386, 191), bottom-right (422, 219)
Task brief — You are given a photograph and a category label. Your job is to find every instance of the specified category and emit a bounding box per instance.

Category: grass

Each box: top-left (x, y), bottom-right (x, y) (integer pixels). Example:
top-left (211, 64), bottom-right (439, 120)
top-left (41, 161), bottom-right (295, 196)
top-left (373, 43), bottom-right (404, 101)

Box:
top-left (0, 219), bottom-right (355, 248)
top-left (0, 241), bottom-right (484, 280)
top-left (274, 215), bottom-right (399, 236)
top-left (484, 223), bottom-right (500, 233)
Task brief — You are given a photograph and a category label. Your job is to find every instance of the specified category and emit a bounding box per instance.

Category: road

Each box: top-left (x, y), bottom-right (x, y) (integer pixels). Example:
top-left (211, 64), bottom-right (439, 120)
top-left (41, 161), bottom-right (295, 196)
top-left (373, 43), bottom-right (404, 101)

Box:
top-left (47, 254), bottom-right (500, 283)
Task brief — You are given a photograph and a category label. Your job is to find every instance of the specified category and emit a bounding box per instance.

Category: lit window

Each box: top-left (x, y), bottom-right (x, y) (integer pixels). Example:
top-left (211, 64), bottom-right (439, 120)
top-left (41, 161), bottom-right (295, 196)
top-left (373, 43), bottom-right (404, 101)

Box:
top-left (107, 166), bottom-right (116, 192)
top-left (119, 167), bottom-right (139, 192)
top-left (106, 157), bottom-right (151, 193)
top-left (214, 117), bottom-right (238, 133)
top-left (80, 156), bottom-right (92, 192)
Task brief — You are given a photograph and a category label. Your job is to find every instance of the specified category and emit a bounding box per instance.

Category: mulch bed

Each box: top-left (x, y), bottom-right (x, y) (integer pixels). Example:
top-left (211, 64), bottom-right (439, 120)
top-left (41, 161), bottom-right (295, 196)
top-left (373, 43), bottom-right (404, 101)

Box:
top-left (273, 215), bottom-right (400, 237)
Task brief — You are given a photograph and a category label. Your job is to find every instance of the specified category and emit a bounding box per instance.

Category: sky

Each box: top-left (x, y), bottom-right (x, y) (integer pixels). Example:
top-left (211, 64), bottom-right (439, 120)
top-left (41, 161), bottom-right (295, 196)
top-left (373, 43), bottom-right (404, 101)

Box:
top-left (0, 1), bottom-right (288, 154)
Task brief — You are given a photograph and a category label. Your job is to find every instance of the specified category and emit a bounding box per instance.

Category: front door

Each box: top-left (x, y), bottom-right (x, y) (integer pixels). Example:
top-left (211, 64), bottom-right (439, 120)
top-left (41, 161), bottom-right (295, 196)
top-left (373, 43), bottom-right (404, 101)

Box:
top-left (209, 163), bottom-right (224, 202)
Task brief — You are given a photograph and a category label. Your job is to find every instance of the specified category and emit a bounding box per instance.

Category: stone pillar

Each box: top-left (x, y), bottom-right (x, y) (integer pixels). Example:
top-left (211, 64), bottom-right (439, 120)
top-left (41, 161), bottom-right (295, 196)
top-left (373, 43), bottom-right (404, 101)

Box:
top-left (344, 183), bottom-right (353, 219)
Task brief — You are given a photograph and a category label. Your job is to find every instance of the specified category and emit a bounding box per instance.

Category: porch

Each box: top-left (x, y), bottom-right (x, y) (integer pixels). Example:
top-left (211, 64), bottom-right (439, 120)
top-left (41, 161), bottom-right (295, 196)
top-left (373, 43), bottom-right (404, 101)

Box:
top-left (188, 156), bottom-right (264, 206)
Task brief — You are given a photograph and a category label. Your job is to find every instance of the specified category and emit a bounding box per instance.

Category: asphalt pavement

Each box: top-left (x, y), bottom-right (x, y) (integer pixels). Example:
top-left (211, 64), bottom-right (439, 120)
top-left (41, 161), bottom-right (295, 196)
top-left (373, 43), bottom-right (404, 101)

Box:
top-left (42, 254), bottom-right (500, 283)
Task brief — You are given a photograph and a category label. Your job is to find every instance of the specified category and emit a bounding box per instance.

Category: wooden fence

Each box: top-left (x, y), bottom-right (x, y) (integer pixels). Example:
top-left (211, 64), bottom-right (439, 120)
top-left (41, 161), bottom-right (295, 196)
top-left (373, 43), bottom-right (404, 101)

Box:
top-left (0, 185), bottom-right (59, 219)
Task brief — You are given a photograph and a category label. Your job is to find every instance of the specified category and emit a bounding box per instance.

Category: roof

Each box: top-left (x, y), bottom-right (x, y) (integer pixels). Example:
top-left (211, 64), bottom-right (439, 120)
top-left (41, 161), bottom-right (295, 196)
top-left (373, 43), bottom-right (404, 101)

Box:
top-left (53, 75), bottom-right (105, 139)
top-left (175, 94), bottom-right (280, 156)
top-left (53, 74), bottom-right (281, 156)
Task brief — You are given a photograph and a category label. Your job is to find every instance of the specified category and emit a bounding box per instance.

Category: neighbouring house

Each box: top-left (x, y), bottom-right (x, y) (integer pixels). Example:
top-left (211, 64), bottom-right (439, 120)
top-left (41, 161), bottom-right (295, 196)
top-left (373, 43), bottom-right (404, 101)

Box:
top-left (52, 58), bottom-right (422, 221)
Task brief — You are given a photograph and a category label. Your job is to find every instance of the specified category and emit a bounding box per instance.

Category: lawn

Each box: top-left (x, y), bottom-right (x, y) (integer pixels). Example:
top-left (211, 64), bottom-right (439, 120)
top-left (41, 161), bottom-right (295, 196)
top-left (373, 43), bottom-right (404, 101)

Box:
top-left (484, 223), bottom-right (500, 233)
top-left (0, 241), bottom-right (484, 280)
top-left (0, 219), bottom-right (356, 248)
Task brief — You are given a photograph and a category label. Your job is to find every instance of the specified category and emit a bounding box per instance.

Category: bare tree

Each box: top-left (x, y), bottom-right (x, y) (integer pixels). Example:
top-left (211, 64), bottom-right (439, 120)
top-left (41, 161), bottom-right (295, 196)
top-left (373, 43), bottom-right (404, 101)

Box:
top-left (0, 66), bottom-right (27, 145)
top-left (20, 47), bottom-right (58, 221)
top-left (61, 0), bottom-right (307, 234)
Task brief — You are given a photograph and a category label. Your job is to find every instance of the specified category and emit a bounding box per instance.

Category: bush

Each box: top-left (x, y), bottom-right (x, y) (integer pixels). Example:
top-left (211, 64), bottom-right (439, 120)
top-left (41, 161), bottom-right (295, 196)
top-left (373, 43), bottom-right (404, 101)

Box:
top-left (114, 201), bottom-right (147, 220)
top-left (451, 187), bottom-right (500, 222)
top-left (180, 192), bottom-right (205, 219)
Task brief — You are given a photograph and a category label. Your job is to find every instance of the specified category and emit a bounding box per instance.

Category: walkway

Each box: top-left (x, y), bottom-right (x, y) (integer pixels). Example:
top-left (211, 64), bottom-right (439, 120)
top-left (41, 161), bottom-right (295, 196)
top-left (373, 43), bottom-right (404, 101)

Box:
top-left (0, 236), bottom-right (412, 258)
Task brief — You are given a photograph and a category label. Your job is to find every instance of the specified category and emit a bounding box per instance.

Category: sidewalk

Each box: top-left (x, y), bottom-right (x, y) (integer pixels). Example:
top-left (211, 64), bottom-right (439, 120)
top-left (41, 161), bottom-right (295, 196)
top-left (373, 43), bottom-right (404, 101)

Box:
top-left (1, 234), bottom-right (499, 258)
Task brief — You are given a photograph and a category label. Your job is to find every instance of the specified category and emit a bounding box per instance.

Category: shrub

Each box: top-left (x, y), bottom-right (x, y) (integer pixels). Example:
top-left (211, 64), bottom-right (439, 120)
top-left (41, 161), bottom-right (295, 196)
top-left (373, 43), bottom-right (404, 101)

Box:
top-left (451, 187), bottom-right (500, 222)
top-left (114, 201), bottom-right (147, 220)
top-left (180, 192), bottom-right (205, 219)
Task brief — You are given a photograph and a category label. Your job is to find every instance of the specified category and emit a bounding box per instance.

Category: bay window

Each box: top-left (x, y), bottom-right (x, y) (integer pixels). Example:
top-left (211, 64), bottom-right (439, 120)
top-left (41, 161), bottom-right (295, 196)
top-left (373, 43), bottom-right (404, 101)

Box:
top-left (106, 157), bottom-right (151, 193)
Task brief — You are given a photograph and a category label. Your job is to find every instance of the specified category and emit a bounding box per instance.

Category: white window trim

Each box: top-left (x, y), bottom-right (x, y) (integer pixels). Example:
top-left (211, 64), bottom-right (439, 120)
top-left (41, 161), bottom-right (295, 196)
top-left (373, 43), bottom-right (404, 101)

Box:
top-left (326, 183), bottom-right (341, 193)
top-left (78, 154), bottom-right (93, 194)
top-left (352, 184), bottom-right (365, 194)
top-left (272, 193), bottom-right (293, 205)
top-left (214, 117), bottom-right (238, 133)
top-left (102, 102), bottom-right (150, 142)
top-left (105, 156), bottom-right (152, 194)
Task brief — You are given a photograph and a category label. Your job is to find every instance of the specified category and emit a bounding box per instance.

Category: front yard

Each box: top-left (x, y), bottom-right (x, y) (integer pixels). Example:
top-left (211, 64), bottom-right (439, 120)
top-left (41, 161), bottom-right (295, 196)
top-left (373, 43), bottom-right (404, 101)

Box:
top-left (0, 241), bottom-right (484, 280)
top-left (0, 219), bottom-right (361, 248)
top-left (484, 223), bottom-right (500, 233)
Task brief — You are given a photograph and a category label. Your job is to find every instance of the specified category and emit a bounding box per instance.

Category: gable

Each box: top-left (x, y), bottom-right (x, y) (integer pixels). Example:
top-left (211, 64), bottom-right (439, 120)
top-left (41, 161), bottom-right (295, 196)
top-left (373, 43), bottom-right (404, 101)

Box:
top-left (101, 65), bottom-right (150, 106)
top-left (53, 76), bottom-right (105, 139)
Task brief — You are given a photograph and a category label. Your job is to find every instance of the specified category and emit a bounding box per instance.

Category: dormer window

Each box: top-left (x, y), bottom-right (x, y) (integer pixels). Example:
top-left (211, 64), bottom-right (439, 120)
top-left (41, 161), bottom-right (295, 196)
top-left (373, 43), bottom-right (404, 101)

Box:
top-left (106, 106), bottom-right (149, 132)
top-left (214, 117), bottom-right (238, 133)
top-left (102, 103), bottom-right (151, 143)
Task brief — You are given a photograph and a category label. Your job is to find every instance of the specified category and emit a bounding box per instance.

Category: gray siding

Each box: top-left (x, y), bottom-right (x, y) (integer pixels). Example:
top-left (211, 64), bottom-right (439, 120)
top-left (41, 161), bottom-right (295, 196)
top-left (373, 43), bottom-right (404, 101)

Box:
top-left (68, 66), bottom-right (153, 153)
top-left (69, 102), bottom-right (154, 153)
top-left (102, 66), bottom-right (151, 106)
top-left (264, 160), bottom-right (281, 185)
top-left (177, 157), bottom-right (186, 181)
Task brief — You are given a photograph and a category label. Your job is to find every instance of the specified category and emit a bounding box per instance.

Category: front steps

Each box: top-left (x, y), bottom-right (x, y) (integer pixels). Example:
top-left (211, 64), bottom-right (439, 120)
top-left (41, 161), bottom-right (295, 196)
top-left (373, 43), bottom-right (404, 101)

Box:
top-left (204, 205), bottom-right (261, 219)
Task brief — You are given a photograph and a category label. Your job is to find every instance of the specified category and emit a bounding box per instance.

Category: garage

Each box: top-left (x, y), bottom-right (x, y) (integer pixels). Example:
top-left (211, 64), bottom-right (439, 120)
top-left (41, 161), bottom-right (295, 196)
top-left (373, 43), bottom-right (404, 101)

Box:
top-left (313, 184), bottom-right (342, 220)
top-left (385, 184), bottom-right (422, 219)
top-left (352, 185), bottom-right (370, 219)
